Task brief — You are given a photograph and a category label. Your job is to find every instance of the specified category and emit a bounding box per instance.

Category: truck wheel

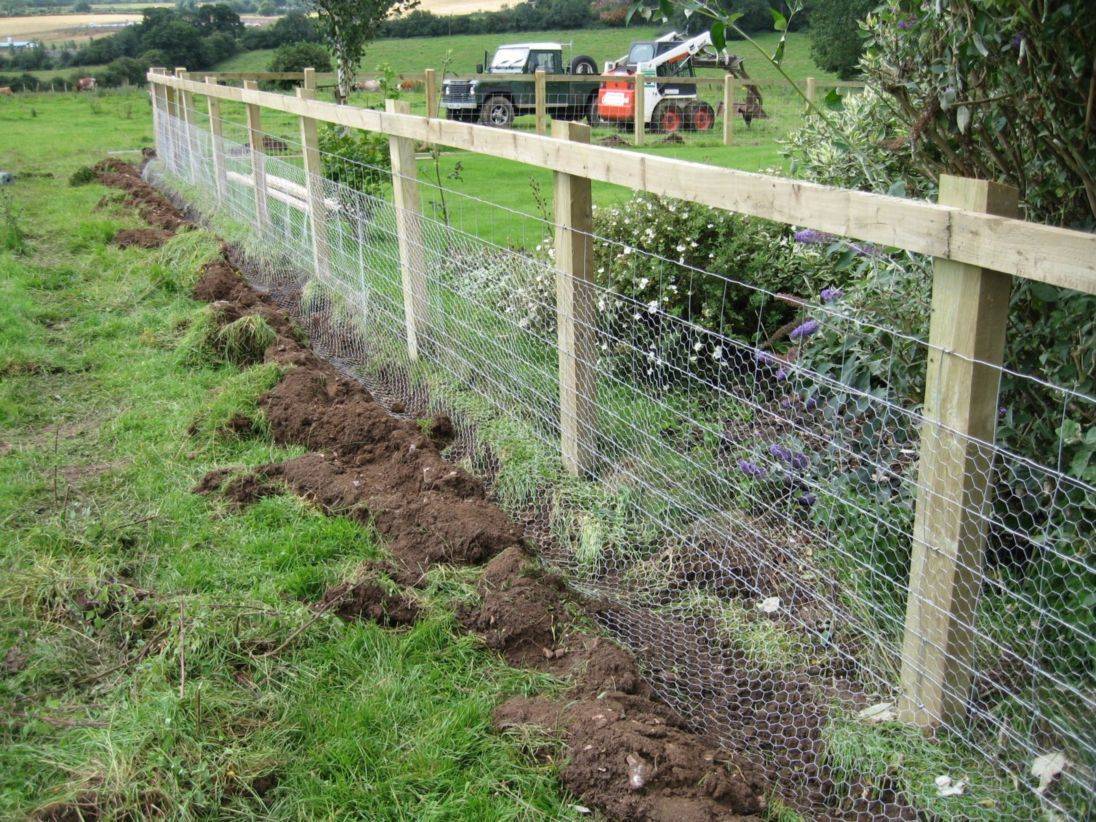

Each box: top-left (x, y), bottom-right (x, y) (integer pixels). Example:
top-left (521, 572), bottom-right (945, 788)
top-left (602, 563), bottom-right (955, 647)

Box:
top-left (653, 101), bottom-right (684, 133)
top-left (571, 55), bottom-right (597, 75)
top-left (480, 95), bottom-right (514, 128)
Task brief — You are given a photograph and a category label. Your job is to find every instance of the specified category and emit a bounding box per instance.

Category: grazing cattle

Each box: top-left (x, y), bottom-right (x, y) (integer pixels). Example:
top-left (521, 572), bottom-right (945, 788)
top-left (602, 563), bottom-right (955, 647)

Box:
top-left (398, 78), bottom-right (423, 92)
top-left (76, 77), bottom-right (96, 92)
top-left (0, 87), bottom-right (13, 96)
top-left (356, 79), bottom-right (381, 93)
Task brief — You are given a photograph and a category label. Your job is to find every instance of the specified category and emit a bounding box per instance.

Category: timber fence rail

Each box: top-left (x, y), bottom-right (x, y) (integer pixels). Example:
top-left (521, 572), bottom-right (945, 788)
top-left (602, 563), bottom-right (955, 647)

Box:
top-left (148, 67), bottom-right (1095, 819)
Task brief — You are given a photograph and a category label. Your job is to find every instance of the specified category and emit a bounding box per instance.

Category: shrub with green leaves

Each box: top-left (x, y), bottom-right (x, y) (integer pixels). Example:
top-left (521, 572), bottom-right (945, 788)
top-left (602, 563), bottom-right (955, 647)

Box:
top-left (807, 0), bottom-right (874, 78)
top-left (861, 0), bottom-right (1095, 228)
top-left (318, 125), bottom-right (390, 195)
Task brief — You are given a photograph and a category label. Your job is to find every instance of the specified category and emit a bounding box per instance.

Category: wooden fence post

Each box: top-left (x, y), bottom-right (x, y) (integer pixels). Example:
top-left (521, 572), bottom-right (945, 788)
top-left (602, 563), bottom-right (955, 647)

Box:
top-left (242, 80), bottom-right (269, 232)
top-left (424, 68), bottom-right (437, 118)
top-left (535, 68), bottom-right (547, 136)
top-left (552, 119), bottom-right (597, 477)
top-left (175, 68), bottom-right (201, 182)
top-left (386, 98), bottom-right (429, 361)
top-left (722, 76), bottom-right (736, 146)
top-left (805, 76), bottom-right (816, 107)
top-left (634, 71), bottom-right (645, 147)
top-left (204, 76), bottom-right (227, 202)
top-left (898, 175), bottom-right (1019, 729)
top-left (297, 68), bottom-right (329, 280)
top-left (148, 68), bottom-right (166, 152)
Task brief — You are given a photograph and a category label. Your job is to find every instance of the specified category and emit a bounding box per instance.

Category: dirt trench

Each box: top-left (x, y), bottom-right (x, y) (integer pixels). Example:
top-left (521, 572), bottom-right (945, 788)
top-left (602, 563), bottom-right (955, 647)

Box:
top-left (99, 160), bottom-right (770, 821)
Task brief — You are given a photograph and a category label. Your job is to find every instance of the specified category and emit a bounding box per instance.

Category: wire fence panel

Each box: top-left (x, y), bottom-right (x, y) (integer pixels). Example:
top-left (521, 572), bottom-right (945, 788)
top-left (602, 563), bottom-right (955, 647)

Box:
top-left (149, 103), bottom-right (1095, 821)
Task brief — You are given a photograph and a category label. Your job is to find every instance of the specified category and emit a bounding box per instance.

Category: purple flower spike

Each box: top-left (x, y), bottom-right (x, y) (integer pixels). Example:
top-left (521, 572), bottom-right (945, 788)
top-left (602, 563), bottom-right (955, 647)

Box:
top-left (850, 242), bottom-right (884, 258)
top-left (737, 459), bottom-right (766, 479)
top-left (794, 228), bottom-right (834, 245)
top-left (805, 395), bottom-right (819, 411)
top-left (797, 492), bottom-right (817, 507)
top-left (790, 319), bottom-right (821, 340)
top-left (769, 444), bottom-right (792, 462)
top-left (755, 350), bottom-right (777, 366)
top-left (791, 452), bottom-right (809, 471)
top-left (897, 19), bottom-right (908, 30)
top-left (775, 367), bottom-right (789, 381)
top-left (819, 287), bottom-right (844, 304)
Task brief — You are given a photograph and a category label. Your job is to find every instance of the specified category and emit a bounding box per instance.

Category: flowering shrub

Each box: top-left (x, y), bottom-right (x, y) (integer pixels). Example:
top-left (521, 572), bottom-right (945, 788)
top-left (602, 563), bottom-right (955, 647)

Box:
top-left (440, 245), bottom-right (557, 336)
top-left (590, 193), bottom-right (853, 369)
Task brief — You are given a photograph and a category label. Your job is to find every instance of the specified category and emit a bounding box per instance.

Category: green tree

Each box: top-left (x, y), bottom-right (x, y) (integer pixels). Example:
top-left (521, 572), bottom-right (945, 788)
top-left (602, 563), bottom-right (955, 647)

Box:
top-left (269, 41), bottom-right (332, 86)
top-left (807, 0), bottom-right (873, 78)
top-left (307, 0), bottom-right (419, 103)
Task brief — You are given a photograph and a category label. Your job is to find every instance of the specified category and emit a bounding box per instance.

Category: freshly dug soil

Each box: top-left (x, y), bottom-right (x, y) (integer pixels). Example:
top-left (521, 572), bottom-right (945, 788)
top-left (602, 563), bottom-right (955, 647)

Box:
top-left (113, 227), bottom-right (171, 249)
top-left (320, 576), bottom-right (420, 627)
top-left (104, 158), bottom-right (769, 820)
top-left (94, 159), bottom-right (186, 232)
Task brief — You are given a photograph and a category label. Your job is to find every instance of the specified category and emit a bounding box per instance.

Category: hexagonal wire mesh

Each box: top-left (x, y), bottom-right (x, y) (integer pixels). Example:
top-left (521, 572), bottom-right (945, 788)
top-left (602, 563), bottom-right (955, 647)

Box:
top-left (149, 99), bottom-right (1094, 819)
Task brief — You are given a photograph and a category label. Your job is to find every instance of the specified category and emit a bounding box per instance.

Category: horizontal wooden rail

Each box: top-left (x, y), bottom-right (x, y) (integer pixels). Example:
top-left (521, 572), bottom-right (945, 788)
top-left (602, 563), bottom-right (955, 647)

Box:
top-left (445, 72), bottom-right (774, 88)
top-left (149, 70), bottom-right (1096, 294)
top-left (203, 71), bottom-right (425, 84)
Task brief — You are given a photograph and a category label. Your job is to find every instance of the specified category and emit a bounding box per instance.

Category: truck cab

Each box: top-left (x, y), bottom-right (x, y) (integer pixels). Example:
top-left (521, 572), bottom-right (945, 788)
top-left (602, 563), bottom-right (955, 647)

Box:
top-left (441, 43), bottom-right (599, 128)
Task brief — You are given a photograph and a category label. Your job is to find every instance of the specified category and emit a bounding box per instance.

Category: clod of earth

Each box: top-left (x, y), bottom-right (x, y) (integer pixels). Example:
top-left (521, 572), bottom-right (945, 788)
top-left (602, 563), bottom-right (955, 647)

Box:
top-left (112, 227), bottom-right (171, 249)
top-left (100, 158), bottom-right (770, 820)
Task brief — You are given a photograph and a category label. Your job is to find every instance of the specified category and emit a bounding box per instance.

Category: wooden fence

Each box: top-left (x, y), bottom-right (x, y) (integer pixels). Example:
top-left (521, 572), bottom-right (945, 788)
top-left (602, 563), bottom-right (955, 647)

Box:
top-left (147, 67), bottom-right (1096, 731)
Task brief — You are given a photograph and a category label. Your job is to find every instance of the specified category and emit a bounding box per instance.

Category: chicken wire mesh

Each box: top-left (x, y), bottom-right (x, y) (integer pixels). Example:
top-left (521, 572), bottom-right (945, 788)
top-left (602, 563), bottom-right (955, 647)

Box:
top-left (149, 94), bottom-right (1094, 820)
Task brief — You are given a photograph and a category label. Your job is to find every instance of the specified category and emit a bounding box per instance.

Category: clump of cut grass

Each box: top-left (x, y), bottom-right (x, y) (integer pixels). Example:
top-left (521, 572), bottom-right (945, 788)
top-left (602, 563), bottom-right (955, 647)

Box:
top-left (821, 712), bottom-right (1042, 820)
top-left (1, 193), bottom-right (28, 254)
top-left (154, 228), bottom-right (221, 274)
top-left (675, 591), bottom-right (809, 671)
top-left (189, 362), bottom-right (284, 442)
top-left (178, 306), bottom-right (277, 367)
top-left (68, 166), bottom-right (97, 187)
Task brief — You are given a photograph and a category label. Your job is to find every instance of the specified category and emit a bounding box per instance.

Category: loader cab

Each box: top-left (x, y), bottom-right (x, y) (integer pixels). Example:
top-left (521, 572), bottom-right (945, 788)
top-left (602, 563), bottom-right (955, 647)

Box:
top-left (625, 39), bottom-right (696, 77)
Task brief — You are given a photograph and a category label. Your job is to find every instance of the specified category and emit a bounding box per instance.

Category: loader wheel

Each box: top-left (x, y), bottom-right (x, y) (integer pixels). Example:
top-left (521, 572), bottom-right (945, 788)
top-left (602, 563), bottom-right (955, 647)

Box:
top-left (687, 100), bottom-right (716, 131)
top-left (480, 95), bottom-right (514, 128)
top-left (654, 101), bottom-right (684, 133)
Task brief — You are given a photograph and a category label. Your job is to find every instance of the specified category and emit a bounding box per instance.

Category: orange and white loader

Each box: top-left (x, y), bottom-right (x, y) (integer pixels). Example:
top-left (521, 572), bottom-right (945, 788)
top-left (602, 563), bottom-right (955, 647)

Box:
top-left (595, 31), bottom-right (765, 133)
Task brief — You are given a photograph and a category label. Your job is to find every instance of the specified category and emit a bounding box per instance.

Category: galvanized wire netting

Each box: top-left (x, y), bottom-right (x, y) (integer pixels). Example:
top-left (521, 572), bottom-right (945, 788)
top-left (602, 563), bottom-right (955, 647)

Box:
top-left (150, 101), bottom-right (1094, 820)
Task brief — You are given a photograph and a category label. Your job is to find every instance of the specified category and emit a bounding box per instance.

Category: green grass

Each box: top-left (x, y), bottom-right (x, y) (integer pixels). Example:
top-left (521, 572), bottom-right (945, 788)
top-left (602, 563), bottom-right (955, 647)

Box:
top-left (0, 89), bottom-right (578, 819)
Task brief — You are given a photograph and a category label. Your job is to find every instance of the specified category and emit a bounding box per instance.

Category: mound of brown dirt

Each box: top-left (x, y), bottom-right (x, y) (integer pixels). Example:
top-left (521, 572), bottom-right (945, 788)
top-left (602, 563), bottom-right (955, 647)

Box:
top-left (94, 159), bottom-right (186, 232)
top-left (113, 228), bottom-right (171, 249)
top-left (496, 692), bottom-right (767, 821)
top-left (321, 576), bottom-right (420, 627)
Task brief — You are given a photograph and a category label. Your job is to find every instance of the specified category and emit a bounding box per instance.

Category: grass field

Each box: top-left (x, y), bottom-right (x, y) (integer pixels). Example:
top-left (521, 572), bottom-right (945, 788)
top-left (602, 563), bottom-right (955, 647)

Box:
top-left (0, 89), bottom-right (580, 819)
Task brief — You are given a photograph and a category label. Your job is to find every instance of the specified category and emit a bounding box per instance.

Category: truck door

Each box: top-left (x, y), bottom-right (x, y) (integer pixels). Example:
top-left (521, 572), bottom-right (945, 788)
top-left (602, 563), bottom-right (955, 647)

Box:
top-left (530, 50), bottom-right (568, 110)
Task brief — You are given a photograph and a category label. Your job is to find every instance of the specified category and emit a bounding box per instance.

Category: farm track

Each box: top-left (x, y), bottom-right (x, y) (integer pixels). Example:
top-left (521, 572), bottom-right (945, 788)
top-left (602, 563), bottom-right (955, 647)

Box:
top-left (95, 158), bottom-right (770, 821)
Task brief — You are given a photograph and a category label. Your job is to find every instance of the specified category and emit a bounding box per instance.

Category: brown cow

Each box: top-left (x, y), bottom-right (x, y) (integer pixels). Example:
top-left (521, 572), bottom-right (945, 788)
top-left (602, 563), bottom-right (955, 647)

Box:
top-left (397, 78), bottom-right (423, 92)
top-left (0, 87), bottom-right (13, 96)
top-left (76, 77), bottom-right (97, 92)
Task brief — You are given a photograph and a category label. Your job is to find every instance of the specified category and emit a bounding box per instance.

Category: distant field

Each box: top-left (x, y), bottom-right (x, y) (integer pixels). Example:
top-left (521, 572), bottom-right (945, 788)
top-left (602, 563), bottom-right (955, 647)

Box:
top-left (0, 12), bottom-right (278, 44)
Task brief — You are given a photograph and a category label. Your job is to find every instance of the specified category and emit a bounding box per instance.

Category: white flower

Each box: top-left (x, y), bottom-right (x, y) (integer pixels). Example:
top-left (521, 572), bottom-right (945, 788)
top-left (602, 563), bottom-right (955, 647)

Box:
top-left (646, 300), bottom-right (659, 313)
top-left (638, 277), bottom-right (649, 289)
top-left (676, 244), bottom-right (686, 253)
top-left (693, 341), bottom-right (703, 352)
top-left (711, 346), bottom-right (723, 361)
